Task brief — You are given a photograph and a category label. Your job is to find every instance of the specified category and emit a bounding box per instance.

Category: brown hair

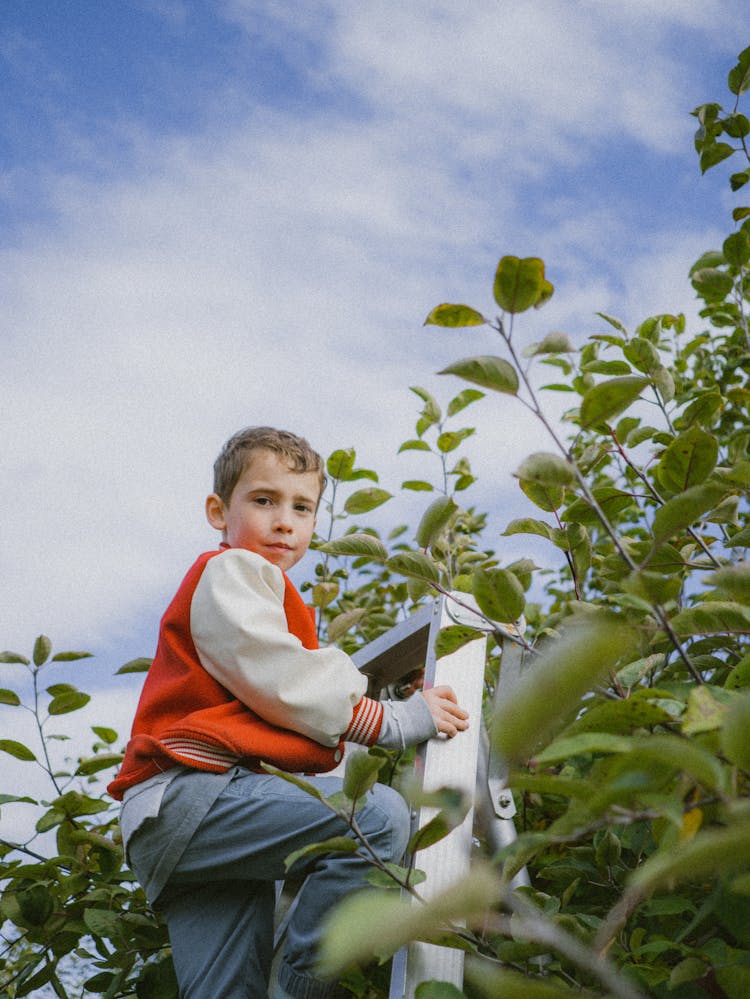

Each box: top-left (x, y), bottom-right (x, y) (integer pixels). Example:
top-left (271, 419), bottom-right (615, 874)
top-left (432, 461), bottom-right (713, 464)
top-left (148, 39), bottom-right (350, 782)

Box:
top-left (212, 426), bottom-right (327, 504)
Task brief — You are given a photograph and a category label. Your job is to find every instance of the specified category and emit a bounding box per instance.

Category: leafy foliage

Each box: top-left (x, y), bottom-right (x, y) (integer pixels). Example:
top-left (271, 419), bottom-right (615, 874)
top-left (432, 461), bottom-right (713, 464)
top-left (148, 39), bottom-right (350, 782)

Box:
top-left (0, 641), bottom-right (171, 998)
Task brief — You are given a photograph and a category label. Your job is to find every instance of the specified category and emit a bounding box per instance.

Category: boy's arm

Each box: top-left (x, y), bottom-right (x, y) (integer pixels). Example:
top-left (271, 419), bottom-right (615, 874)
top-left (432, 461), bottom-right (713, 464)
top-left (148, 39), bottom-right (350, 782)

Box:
top-left (191, 548), bottom-right (376, 747)
top-left (191, 548), bottom-right (469, 752)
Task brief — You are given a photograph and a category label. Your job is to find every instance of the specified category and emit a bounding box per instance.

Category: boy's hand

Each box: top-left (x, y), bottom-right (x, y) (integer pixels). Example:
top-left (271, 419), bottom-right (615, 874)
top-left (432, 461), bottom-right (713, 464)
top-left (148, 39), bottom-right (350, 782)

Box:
top-left (422, 685), bottom-right (469, 738)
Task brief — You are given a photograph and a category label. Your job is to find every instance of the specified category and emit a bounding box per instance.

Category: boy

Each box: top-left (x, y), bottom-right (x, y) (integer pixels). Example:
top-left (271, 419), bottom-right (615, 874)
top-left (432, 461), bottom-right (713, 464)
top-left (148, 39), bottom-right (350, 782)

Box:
top-left (109, 427), bottom-right (468, 999)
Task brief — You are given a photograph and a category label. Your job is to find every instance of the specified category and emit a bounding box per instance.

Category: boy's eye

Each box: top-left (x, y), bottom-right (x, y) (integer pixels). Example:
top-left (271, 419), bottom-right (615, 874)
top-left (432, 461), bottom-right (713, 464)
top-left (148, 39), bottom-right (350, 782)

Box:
top-left (296, 504), bottom-right (313, 514)
top-left (254, 496), bottom-right (272, 506)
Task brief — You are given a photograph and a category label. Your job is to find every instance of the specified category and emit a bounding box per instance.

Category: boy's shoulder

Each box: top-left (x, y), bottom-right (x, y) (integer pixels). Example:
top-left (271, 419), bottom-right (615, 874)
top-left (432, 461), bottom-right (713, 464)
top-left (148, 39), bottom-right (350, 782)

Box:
top-left (192, 545), bottom-right (286, 591)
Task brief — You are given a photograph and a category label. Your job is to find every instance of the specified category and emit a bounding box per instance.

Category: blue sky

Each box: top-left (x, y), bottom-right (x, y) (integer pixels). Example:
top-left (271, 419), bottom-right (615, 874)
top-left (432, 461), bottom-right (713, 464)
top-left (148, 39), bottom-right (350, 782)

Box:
top-left (2, 1), bottom-right (749, 785)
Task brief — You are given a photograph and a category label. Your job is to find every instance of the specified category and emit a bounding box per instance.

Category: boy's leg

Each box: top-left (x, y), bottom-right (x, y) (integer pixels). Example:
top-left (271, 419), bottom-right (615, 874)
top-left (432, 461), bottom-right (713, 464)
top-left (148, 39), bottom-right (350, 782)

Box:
top-left (275, 778), bottom-right (409, 998)
top-left (159, 879), bottom-right (275, 999)
top-left (138, 768), bottom-right (410, 999)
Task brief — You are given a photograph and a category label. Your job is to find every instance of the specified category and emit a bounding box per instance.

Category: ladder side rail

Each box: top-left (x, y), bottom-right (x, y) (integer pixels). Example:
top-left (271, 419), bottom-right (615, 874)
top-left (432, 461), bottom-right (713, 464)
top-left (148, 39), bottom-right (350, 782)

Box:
top-left (400, 594), bottom-right (489, 998)
top-left (476, 637), bottom-right (532, 889)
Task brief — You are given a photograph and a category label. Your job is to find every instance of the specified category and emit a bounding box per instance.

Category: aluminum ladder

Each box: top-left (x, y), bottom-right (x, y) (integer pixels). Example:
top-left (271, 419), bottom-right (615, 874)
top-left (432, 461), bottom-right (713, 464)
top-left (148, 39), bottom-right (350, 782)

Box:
top-left (351, 592), bottom-right (530, 999)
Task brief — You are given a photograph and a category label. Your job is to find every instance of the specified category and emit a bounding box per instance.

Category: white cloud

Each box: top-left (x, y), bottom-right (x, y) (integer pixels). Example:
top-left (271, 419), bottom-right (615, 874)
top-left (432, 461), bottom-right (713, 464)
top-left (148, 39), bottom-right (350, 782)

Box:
top-left (1, 2), bottom-right (743, 665)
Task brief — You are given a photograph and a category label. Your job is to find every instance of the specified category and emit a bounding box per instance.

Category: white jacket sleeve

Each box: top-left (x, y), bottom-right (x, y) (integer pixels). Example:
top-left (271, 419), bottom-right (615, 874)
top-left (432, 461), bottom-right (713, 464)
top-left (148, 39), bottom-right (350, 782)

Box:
top-left (190, 548), bottom-right (367, 747)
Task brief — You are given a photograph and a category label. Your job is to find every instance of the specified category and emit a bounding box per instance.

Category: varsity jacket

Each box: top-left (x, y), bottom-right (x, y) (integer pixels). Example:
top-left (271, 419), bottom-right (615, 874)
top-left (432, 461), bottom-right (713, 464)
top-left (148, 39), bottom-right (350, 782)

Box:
top-left (108, 546), bottom-right (384, 800)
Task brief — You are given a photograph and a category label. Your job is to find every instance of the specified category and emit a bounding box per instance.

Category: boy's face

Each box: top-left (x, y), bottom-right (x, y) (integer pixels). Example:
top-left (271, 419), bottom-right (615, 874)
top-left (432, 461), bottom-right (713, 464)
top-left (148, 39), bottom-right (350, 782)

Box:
top-left (205, 449), bottom-right (320, 572)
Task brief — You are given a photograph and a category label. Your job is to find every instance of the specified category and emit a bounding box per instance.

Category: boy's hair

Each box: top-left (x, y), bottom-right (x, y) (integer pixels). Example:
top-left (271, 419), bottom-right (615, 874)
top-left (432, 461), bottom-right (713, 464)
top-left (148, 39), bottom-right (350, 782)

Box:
top-left (213, 426), bottom-right (327, 504)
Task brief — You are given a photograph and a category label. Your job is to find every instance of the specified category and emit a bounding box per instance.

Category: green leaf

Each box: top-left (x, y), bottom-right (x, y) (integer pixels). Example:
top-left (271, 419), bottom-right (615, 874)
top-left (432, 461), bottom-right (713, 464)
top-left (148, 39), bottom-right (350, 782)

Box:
top-left (561, 487), bottom-right (635, 526)
top-left (623, 338), bottom-right (661, 373)
top-left (48, 690), bottom-right (91, 715)
top-left (581, 359), bottom-right (632, 375)
top-left (51, 650), bottom-right (93, 662)
top-left (493, 256), bottom-right (552, 313)
top-left (501, 518), bottom-right (555, 542)
top-left (446, 388), bottom-right (485, 416)
top-left (75, 753), bottom-right (124, 776)
top-left (723, 230), bottom-right (750, 266)
top-left (0, 739), bottom-right (36, 761)
top-left (84, 972), bottom-right (118, 993)
top-left (386, 551), bottom-right (440, 584)
top-left (579, 375), bottom-right (651, 428)
top-left (629, 820), bottom-right (750, 896)
top-left (691, 266), bottom-right (734, 298)
top-left (728, 45), bottom-right (750, 95)
top-left (317, 533), bottom-right (388, 560)
top-left (319, 863), bottom-right (502, 975)
top-left (366, 862), bottom-right (426, 889)
top-left (533, 732), bottom-right (635, 765)
top-left (51, 789), bottom-right (109, 818)
top-left (17, 884), bottom-right (54, 926)
top-left (343, 488), bottom-right (393, 515)
top-left (136, 955), bottom-right (179, 999)
top-left (0, 688), bottom-right (21, 706)
top-left (706, 564), bottom-right (750, 604)
top-left (616, 653), bottom-right (665, 687)
top-left (628, 734), bottom-right (726, 792)
top-left (415, 983), bottom-right (465, 999)
top-left (561, 696), bottom-right (676, 737)
top-left (327, 608), bottom-right (366, 643)
top-left (650, 481), bottom-right (728, 547)
top-left (343, 750), bottom-right (385, 805)
top-left (402, 479), bottom-right (435, 491)
top-left (0, 650), bottom-right (30, 664)
top-left (668, 601), bottom-right (750, 637)
top-left (656, 427), bottom-right (719, 493)
top-left (33, 635), bottom-right (52, 666)
top-left (492, 615), bottom-right (637, 763)
top-left (411, 386), bottom-right (442, 423)
top-left (92, 725), bottom-right (118, 744)
top-left (312, 582), bottom-right (339, 609)
top-left (36, 808), bottom-right (65, 833)
top-left (465, 959), bottom-right (586, 997)
top-left (682, 685), bottom-right (726, 736)
top-left (595, 312), bottom-right (628, 334)
top-left (326, 448), bottom-right (356, 481)
top-left (285, 836), bottom-right (359, 871)
top-left (116, 657), bottom-right (153, 674)
top-left (408, 802), bottom-right (469, 853)
top-left (515, 452), bottom-right (576, 487)
top-left (415, 495), bottom-right (458, 549)
top-left (424, 303), bottom-right (487, 327)
top-left (669, 957), bottom-right (709, 990)
top-left (525, 331), bottom-right (574, 355)
top-left (518, 479), bottom-right (564, 512)
top-left (472, 568), bottom-right (525, 623)
top-left (721, 693), bottom-right (750, 770)
top-left (728, 527), bottom-right (750, 548)
top-left (622, 569), bottom-right (682, 605)
top-left (398, 439), bottom-right (432, 453)
top-left (259, 763), bottom-right (326, 799)
top-left (652, 364), bottom-right (675, 403)
top-left (439, 355), bottom-right (519, 394)
top-left (700, 141), bottom-right (735, 173)
top-left (436, 428), bottom-right (474, 452)
top-left (434, 624), bottom-right (484, 658)
top-left (348, 467), bottom-right (379, 483)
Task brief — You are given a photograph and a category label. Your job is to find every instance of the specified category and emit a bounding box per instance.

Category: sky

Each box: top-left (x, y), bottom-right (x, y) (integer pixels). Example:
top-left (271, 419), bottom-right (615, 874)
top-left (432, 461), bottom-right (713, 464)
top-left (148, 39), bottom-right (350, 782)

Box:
top-left (2, 1), bottom-right (749, 806)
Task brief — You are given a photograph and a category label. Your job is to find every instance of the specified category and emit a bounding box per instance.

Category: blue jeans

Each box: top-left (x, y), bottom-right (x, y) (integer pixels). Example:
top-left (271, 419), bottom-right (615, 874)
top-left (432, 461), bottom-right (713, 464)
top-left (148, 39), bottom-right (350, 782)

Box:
top-left (128, 768), bottom-right (410, 999)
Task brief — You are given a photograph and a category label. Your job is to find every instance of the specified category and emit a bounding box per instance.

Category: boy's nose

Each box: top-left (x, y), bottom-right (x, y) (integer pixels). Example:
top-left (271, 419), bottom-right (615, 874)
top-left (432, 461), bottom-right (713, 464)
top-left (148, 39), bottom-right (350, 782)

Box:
top-left (273, 510), bottom-right (294, 532)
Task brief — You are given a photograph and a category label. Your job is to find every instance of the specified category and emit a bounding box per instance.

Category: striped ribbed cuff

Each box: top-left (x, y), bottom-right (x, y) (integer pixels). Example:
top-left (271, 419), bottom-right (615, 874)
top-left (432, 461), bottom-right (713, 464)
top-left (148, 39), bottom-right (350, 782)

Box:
top-left (342, 696), bottom-right (383, 746)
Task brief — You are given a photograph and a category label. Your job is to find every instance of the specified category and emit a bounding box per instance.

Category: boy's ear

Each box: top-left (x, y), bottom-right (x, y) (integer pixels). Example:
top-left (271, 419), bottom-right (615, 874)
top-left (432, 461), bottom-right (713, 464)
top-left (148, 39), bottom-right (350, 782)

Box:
top-left (205, 494), bottom-right (227, 532)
